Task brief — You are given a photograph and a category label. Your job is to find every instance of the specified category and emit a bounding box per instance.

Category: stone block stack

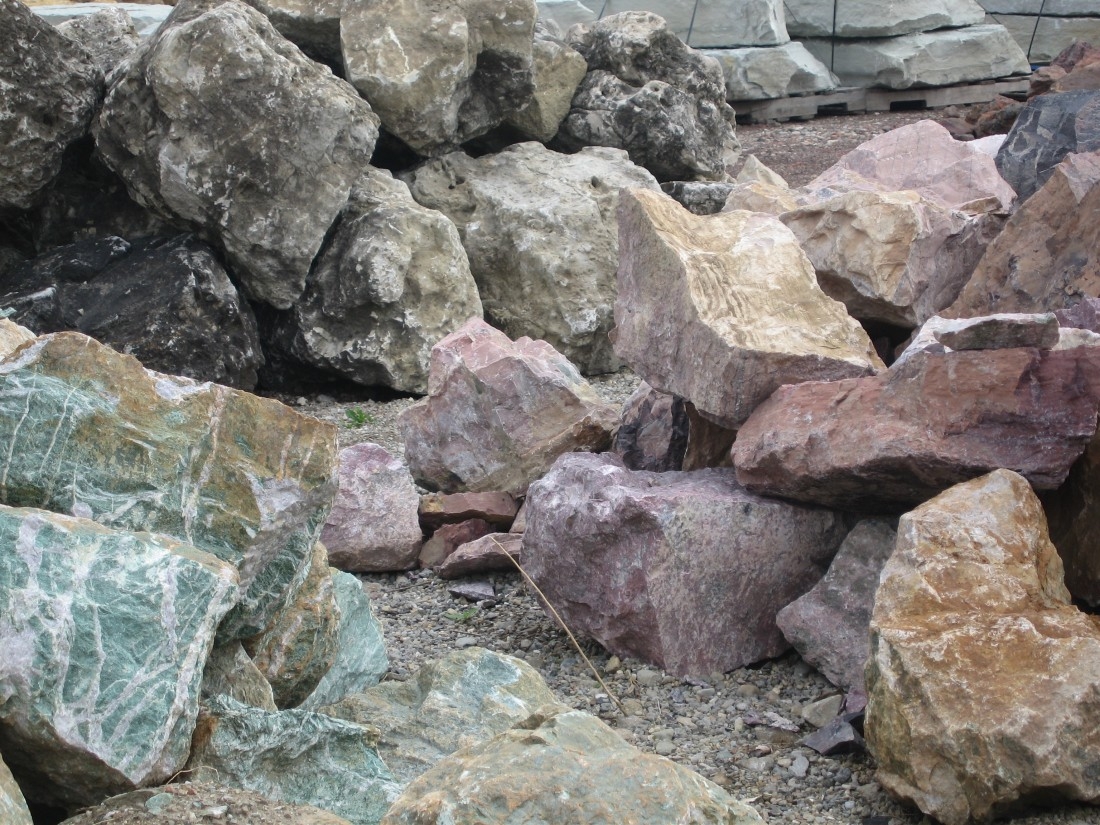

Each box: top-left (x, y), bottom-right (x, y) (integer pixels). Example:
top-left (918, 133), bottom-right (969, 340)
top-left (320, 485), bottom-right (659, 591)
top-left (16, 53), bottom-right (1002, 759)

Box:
top-left (980, 0), bottom-right (1100, 64)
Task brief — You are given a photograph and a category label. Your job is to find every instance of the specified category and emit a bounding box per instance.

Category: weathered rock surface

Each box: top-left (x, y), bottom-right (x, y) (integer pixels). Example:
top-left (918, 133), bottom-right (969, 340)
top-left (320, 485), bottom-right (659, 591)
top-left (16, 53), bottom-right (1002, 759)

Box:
top-left (733, 346), bottom-right (1100, 511)
top-left (56, 6), bottom-right (141, 76)
top-left (504, 20), bottom-right (588, 141)
top-left (419, 519), bottom-right (494, 569)
top-left (299, 571), bottom-right (388, 711)
top-left (0, 319), bottom-right (35, 359)
top-left (341, 0), bottom-right (535, 155)
top-left (1, 234), bottom-right (264, 390)
top-left (801, 25), bottom-right (1030, 90)
top-left (187, 695), bottom-right (402, 825)
top-left (947, 150), bottom-right (1100, 317)
top-left (399, 319), bottom-right (617, 496)
top-left (776, 519), bottom-right (897, 693)
top-left (0, 331), bottom-right (338, 640)
top-left (241, 0), bottom-right (340, 65)
top-left (261, 169), bottom-right (481, 394)
top-left (201, 640), bottom-right (278, 712)
top-left (996, 14), bottom-right (1100, 64)
top-left (1, 0), bottom-right (103, 211)
top-left (559, 11), bottom-right (741, 181)
top-left (866, 470), bottom-right (1100, 825)
top-left (522, 453), bottom-right (848, 677)
top-left (95, 0), bottom-right (379, 309)
top-left (243, 541), bottom-right (339, 709)
top-left (599, 0), bottom-right (789, 47)
top-left (0, 506), bottom-right (239, 809)
top-left (704, 42), bottom-right (838, 100)
top-left (995, 90), bottom-right (1100, 202)
top-left (437, 532), bottom-right (522, 578)
top-left (612, 381), bottom-right (689, 472)
top-left (402, 142), bottom-right (659, 375)
top-left (321, 444), bottom-right (423, 573)
top-left (323, 648), bottom-right (560, 784)
top-left (418, 491), bottom-right (519, 531)
top-left (381, 706), bottom-right (767, 825)
top-left (32, 2), bottom-right (172, 38)
top-left (785, 0), bottom-right (986, 37)
top-left (613, 187), bottom-right (883, 429)
top-left (1044, 429), bottom-right (1100, 606)
top-left (0, 754), bottom-right (31, 825)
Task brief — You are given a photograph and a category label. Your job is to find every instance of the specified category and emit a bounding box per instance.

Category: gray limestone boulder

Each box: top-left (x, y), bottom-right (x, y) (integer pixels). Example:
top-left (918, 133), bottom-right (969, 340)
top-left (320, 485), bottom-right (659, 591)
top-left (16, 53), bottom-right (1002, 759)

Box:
top-left (535, 0), bottom-right (596, 29)
top-left (559, 11), bottom-right (741, 181)
top-left (399, 319), bottom-right (618, 495)
top-left (32, 2), bottom-right (173, 38)
top-left (522, 452), bottom-right (848, 677)
top-left (599, 0), bottom-right (789, 47)
top-left (0, 505), bottom-right (239, 809)
top-left (504, 20), bottom-right (588, 141)
top-left (55, 6), bottom-right (141, 76)
top-left (0, 0), bottom-right (103, 211)
top-left (341, 0), bottom-right (536, 156)
top-left (403, 142), bottom-right (660, 374)
top-left (262, 169), bottom-right (482, 394)
top-left (240, 0), bottom-right (340, 65)
top-left (785, 0), bottom-right (986, 38)
top-left (801, 24), bottom-right (1030, 90)
top-left (95, 0), bottom-right (379, 310)
top-left (704, 42), bottom-right (838, 101)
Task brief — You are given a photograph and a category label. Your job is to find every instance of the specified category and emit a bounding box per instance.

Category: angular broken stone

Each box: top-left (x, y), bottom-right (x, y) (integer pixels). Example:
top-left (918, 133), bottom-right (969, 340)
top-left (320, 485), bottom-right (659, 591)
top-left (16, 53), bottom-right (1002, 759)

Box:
top-left (0, 320), bottom-right (35, 359)
top-left (201, 641), bottom-right (278, 712)
top-left (504, 20), bottom-right (588, 142)
top-left (55, 6), bottom-right (141, 76)
top-left (866, 470), bottom-right (1100, 824)
top-left (522, 453), bottom-right (847, 677)
top-left (419, 519), bottom-right (494, 569)
top-left (784, 0), bottom-right (986, 37)
top-left (704, 42), bottom-right (837, 101)
top-left (612, 187), bottom-right (883, 429)
top-left (801, 715), bottom-right (865, 756)
top-left (600, 0), bottom-right (788, 47)
top-left (418, 491), bottom-right (519, 532)
top-left (612, 381), bottom-right (689, 472)
top-left (437, 532), bottom-right (522, 579)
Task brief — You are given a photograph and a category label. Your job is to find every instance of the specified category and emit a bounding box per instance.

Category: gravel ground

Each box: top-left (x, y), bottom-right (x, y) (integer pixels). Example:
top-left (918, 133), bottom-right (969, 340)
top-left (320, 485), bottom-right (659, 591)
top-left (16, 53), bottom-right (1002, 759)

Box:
top-left (276, 113), bottom-right (1100, 825)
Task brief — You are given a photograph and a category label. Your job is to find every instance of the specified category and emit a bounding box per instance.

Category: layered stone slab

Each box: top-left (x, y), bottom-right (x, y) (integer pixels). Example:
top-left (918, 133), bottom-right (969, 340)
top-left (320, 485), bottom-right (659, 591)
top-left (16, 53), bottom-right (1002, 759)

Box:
top-left (995, 14), bottom-right (1100, 63)
top-left (785, 0), bottom-right (986, 37)
top-left (599, 0), bottom-right (789, 47)
top-left (704, 42), bottom-right (838, 100)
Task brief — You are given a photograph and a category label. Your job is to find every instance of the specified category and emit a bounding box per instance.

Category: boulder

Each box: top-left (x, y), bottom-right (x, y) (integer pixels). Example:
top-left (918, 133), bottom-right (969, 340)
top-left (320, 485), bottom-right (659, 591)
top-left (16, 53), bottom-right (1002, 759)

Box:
top-left (660, 180), bottom-right (737, 214)
top-left (322, 648), bottom-right (561, 784)
top-left (59, 782), bottom-right (353, 825)
top-left (436, 532), bottom-right (522, 578)
top-left (261, 169), bottom-right (482, 394)
top-left (1, 234), bottom-right (264, 390)
top-left (402, 142), bottom-right (659, 375)
top-left (0, 505), bottom-right (239, 809)
top-left (243, 541), bottom-right (339, 709)
top-left (187, 695), bottom-right (402, 825)
top-left (784, 0), bottom-right (986, 38)
top-left (56, 6), bottom-right (141, 76)
top-left (733, 346), bottom-right (1100, 511)
top-left (612, 381), bottom-right (689, 472)
top-left (240, 0), bottom-right (340, 65)
top-left (201, 640), bottom-right (278, 711)
top-left (924, 311), bottom-right (1061, 352)
top-left (704, 42), bottom-right (838, 101)
top-left (522, 453), bottom-right (848, 677)
top-left (534, 0), bottom-right (596, 29)
top-left (381, 706), bottom-right (767, 825)
top-left (1044, 429), bottom-right (1100, 606)
top-left (31, 2), bottom-right (172, 38)
top-left (776, 519), bottom-right (898, 693)
top-left (504, 20), bottom-right (588, 141)
top-left (419, 519), bottom-right (494, 568)
top-left (399, 319), bottom-right (617, 496)
top-left (95, 0), bottom-right (379, 310)
top-left (612, 187), bottom-right (883, 430)
top-left (0, 0), bottom-right (103, 211)
top-left (341, 0), bottom-right (536, 155)
top-left (418, 491), bottom-right (519, 531)
top-left (0, 331), bottom-right (338, 640)
top-left (995, 90), bottom-right (1100, 203)
top-left (996, 14), bottom-right (1100, 64)
top-left (299, 571), bottom-right (389, 711)
top-left (559, 11), bottom-right (741, 181)
top-left (800, 24), bottom-right (1030, 90)
top-left (0, 754), bottom-right (31, 825)
top-left (946, 150), bottom-right (1100, 317)
top-left (599, 0), bottom-right (789, 48)
top-left (321, 444), bottom-right (423, 573)
top-left (866, 470), bottom-right (1100, 825)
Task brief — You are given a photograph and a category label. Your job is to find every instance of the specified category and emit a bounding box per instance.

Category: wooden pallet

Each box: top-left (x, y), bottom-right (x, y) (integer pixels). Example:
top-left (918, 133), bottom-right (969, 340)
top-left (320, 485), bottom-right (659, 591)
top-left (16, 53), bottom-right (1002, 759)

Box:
top-left (732, 77), bottom-right (1031, 124)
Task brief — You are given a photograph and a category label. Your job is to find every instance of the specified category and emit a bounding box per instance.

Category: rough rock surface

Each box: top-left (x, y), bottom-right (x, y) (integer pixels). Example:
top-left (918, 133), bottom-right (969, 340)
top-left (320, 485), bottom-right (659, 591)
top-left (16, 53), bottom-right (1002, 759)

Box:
top-left (187, 695), bottom-right (402, 825)
top-left (201, 640), bottom-right (278, 712)
top-left (995, 90), bottom-right (1100, 203)
top-left (322, 648), bottom-right (560, 784)
top-left (997, 14), bottom-right (1100, 65)
top-left (947, 150), bottom-right (1100, 317)
top-left (381, 706), bottom-right (767, 825)
top-left (776, 519), bottom-right (898, 693)
top-left (0, 754), bottom-right (31, 825)
top-left (784, 0), bottom-right (986, 37)
top-left (1044, 430), bottom-right (1100, 606)
top-left (0, 331), bottom-right (338, 640)
top-left (866, 470), bottom-right (1100, 825)
top-left (56, 6), bottom-right (141, 76)
top-left (402, 142), bottom-right (659, 375)
top-left (704, 42), bottom-right (837, 101)
top-left (241, 0), bottom-right (341, 65)
top-left (612, 381), bottom-right (689, 472)
top-left (0, 319), bottom-right (35, 359)
top-left (436, 532), bottom-right (522, 578)
top-left (504, 19), bottom-right (588, 141)
top-left (613, 187), bottom-right (883, 429)
top-left (321, 444), bottom-right (424, 574)
top-left (0, 505), bottom-right (239, 809)
top-left (419, 519), bottom-right (493, 569)
top-left (399, 319), bottom-right (618, 496)
top-left (341, 0), bottom-right (535, 155)
top-left (418, 491), bottom-right (518, 531)
top-left (0, 0), bottom-right (103, 211)
top-left (261, 169), bottom-right (482, 394)
top-left (599, 0), bottom-right (789, 48)
top-left (733, 346), bottom-right (1100, 511)
top-left (522, 453), bottom-right (848, 677)
top-left (1, 234), bottom-right (264, 390)
top-left (559, 11), bottom-right (741, 181)
top-left (95, 0), bottom-right (379, 310)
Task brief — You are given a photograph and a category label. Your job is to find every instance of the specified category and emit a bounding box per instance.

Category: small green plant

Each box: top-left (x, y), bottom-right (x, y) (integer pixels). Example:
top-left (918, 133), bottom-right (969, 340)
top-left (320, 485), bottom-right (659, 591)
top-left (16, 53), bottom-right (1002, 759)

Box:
top-left (344, 407), bottom-right (374, 428)
top-left (442, 606), bottom-right (478, 624)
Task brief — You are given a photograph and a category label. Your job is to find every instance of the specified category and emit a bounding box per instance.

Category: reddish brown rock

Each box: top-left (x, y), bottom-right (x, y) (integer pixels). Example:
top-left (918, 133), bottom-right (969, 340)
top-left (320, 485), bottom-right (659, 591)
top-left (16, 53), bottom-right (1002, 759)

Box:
top-left (522, 453), bottom-right (847, 677)
top-left (399, 319), bottom-right (617, 495)
top-left (417, 492), bottom-right (519, 532)
top-left (866, 470), bottom-right (1100, 825)
top-left (419, 519), bottom-right (493, 569)
top-left (733, 346), bottom-right (1100, 511)
top-left (437, 533), bottom-right (521, 579)
top-left (946, 151), bottom-right (1100, 318)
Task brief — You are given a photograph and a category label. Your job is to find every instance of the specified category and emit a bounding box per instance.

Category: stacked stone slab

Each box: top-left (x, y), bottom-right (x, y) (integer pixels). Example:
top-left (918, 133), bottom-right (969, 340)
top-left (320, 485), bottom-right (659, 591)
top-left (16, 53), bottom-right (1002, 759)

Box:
top-left (980, 1), bottom-right (1100, 64)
